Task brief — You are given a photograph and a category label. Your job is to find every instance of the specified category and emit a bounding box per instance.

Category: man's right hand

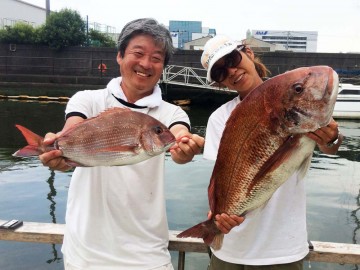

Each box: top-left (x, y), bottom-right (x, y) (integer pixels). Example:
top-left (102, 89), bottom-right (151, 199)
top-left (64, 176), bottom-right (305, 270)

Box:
top-left (39, 132), bottom-right (72, 172)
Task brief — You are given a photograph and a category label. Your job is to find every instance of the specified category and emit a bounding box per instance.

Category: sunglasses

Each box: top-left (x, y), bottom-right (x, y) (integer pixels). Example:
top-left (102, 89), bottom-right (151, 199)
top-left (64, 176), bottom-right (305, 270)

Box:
top-left (210, 45), bottom-right (245, 83)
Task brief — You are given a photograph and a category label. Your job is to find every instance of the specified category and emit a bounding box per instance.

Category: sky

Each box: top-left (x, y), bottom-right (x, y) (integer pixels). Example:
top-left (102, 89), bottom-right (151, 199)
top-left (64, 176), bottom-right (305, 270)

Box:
top-left (22, 0), bottom-right (360, 53)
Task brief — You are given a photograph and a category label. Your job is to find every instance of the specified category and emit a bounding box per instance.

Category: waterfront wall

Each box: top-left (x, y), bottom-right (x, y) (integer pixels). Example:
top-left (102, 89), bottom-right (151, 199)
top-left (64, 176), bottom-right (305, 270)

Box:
top-left (1, 44), bottom-right (360, 77)
top-left (0, 44), bottom-right (359, 103)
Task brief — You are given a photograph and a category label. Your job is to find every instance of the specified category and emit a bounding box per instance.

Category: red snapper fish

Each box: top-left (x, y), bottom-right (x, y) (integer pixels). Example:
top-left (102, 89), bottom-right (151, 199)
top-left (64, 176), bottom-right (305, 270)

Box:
top-left (177, 66), bottom-right (339, 250)
top-left (13, 107), bottom-right (176, 166)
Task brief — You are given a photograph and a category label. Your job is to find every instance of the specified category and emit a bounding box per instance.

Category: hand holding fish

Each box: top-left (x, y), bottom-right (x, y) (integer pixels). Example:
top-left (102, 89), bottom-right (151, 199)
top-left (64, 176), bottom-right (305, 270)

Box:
top-left (169, 126), bottom-right (205, 164)
top-left (207, 211), bottom-right (245, 234)
top-left (306, 118), bottom-right (343, 155)
top-left (39, 132), bottom-right (73, 172)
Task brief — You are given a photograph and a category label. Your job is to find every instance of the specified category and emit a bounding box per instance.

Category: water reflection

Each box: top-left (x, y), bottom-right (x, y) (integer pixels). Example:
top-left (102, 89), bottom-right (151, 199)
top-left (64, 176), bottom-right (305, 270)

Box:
top-left (0, 100), bottom-right (359, 270)
top-left (45, 170), bottom-right (63, 264)
top-left (0, 100), bottom-right (66, 148)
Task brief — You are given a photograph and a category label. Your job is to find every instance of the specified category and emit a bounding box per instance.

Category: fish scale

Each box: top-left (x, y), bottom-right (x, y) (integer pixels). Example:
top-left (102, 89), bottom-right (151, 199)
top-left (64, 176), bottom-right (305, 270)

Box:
top-left (177, 66), bottom-right (339, 250)
top-left (13, 107), bottom-right (176, 167)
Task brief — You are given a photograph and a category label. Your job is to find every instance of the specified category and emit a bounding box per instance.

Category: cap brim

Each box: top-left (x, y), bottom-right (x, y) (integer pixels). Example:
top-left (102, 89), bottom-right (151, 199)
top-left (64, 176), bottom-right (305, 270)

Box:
top-left (206, 44), bottom-right (237, 82)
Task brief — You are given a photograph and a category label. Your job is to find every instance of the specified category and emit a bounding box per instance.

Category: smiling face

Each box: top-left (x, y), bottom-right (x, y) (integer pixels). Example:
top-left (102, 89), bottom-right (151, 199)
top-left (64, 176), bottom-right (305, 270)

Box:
top-left (212, 48), bottom-right (263, 99)
top-left (117, 34), bottom-right (165, 103)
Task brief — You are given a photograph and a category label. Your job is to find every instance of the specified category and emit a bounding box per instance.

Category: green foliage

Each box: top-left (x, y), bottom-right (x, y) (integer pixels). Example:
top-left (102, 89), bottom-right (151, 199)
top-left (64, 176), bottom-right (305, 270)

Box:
top-left (88, 29), bottom-right (116, 48)
top-left (0, 8), bottom-right (116, 50)
top-left (0, 22), bottom-right (38, 44)
top-left (41, 8), bottom-right (86, 50)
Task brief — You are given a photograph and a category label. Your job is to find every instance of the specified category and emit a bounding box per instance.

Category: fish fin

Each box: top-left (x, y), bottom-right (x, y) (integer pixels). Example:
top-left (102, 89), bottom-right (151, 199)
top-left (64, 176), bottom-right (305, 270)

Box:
top-left (247, 135), bottom-right (301, 195)
top-left (15, 125), bottom-right (43, 146)
top-left (13, 125), bottom-right (44, 157)
top-left (177, 219), bottom-right (222, 249)
top-left (97, 107), bottom-right (132, 118)
top-left (103, 107), bottom-right (132, 113)
top-left (297, 153), bottom-right (313, 180)
top-left (65, 159), bottom-right (86, 167)
top-left (208, 175), bottom-right (216, 212)
top-left (211, 234), bottom-right (224, 251)
top-left (12, 145), bottom-right (42, 157)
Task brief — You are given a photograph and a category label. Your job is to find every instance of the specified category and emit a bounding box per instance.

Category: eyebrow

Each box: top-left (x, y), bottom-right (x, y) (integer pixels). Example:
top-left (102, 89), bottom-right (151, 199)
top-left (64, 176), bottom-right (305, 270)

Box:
top-left (130, 44), bottom-right (164, 55)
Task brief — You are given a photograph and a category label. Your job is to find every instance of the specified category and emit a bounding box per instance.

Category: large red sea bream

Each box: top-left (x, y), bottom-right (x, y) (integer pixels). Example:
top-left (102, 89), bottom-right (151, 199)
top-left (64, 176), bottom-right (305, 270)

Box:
top-left (177, 66), bottom-right (339, 250)
top-left (13, 107), bottom-right (176, 166)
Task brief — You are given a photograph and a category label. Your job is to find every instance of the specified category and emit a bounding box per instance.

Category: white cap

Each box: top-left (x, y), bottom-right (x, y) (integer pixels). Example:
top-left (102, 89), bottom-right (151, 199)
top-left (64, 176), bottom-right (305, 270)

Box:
top-left (201, 35), bottom-right (238, 82)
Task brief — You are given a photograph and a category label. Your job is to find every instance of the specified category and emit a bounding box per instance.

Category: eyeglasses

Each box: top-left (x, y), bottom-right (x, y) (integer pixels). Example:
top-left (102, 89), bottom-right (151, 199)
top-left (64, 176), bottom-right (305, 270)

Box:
top-left (210, 45), bottom-right (245, 83)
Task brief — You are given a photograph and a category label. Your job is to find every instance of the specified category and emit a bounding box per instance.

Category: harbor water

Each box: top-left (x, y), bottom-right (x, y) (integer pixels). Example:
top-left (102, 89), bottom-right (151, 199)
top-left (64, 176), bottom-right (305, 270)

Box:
top-left (0, 99), bottom-right (359, 270)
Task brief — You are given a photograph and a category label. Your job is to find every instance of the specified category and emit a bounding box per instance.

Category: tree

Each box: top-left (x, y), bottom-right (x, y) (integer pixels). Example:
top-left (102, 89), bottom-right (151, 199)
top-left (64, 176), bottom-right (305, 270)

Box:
top-left (0, 22), bottom-right (38, 44)
top-left (88, 29), bottom-right (116, 48)
top-left (41, 8), bottom-right (86, 50)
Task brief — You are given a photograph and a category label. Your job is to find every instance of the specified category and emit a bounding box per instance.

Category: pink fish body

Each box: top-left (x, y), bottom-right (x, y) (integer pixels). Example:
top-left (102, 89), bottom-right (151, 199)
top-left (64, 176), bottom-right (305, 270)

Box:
top-left (13, 107), bottom-right (176, 166)
top-left (177, 66), bottom-right (339, 249)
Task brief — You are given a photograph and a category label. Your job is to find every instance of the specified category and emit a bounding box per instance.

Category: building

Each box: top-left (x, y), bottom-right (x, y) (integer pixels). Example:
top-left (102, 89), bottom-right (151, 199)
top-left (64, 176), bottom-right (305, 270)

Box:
top-left (0, 0), bottom-right (46, 29)
top-left (183, 36), bottom-right (213, 50)
top-left (252, 30), bottom-right (318, 52)
top-left (169, 20), bottom-right (216, 49)
top-left (242, 36), bottom-right (286, 52)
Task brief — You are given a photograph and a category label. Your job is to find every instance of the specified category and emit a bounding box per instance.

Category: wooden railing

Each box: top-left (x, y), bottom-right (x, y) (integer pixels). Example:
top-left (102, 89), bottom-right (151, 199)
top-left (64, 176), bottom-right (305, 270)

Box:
top-left (1, 220), bottom-right (360, 269)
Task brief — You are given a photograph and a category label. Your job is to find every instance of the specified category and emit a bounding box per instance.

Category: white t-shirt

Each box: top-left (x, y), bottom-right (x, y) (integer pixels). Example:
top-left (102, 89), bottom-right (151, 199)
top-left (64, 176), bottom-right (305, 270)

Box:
top-left (61, 78), bottom-right (190, 270)
top-left (203, 96), bottom-right (309, 265)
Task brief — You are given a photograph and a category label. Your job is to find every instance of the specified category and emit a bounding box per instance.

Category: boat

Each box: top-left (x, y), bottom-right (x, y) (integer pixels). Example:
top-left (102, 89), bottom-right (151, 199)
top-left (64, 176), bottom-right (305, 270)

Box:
top-left (333, 83), bottom-right (360, 119)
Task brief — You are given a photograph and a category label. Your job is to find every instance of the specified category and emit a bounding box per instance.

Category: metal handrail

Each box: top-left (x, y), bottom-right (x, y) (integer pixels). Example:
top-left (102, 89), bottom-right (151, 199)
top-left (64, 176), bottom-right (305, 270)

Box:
top-left (1, 220), bottom-right (360, 269)
top-left (161, 65), bottom-right (236, 92)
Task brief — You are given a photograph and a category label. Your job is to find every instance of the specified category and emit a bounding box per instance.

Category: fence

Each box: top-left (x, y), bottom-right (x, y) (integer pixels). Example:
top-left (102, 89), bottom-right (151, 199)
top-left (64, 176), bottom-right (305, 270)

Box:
top-left (1, 219), bottom-right (360, 270)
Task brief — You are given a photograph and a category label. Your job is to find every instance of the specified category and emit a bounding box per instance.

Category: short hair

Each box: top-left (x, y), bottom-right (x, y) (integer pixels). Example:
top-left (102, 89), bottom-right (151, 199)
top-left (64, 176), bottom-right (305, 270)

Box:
top-left (117, 18), bottom-right (174, 66)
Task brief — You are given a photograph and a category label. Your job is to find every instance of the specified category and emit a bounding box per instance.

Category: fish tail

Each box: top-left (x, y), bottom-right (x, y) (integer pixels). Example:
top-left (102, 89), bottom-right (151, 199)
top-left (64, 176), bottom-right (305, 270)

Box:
top-left (211, 234), bottom-right (225, 250)
top-left (13, 125), bottom-right (45, 157)
top-left (177, 219), bottom-right (223, 249)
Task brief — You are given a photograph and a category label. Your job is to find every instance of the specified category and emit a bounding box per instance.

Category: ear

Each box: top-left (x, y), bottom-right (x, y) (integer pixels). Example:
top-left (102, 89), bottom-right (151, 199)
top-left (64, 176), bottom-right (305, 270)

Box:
top-left (244, 47), bottom-right (255, 60)
top-left (116, 52), bottom-right (122, 65)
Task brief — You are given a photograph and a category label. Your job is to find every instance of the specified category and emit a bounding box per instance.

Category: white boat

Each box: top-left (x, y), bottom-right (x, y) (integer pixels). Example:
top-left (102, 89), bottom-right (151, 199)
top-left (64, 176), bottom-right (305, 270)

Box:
top-left (333, 83), bottom-right (360, 119)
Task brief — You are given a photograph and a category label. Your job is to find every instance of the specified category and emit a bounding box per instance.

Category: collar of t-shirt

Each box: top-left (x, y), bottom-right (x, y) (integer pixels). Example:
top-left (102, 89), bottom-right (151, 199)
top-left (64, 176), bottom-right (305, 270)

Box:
top-left (108, 77), bottom-right (162, 109)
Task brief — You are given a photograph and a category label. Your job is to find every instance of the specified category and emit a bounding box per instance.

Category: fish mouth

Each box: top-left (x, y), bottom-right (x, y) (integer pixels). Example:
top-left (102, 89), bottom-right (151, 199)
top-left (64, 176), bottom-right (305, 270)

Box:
top-left (284, 107), bottom-right (310, 126)
top-left (165, 141), bottom-right (176, 150)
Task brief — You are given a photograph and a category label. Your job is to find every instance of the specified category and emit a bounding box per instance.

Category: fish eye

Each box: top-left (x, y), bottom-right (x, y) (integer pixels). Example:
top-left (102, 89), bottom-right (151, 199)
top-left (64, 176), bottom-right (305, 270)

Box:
top-left (153, 126), bottom-right (163, 135)
top-left (292, 83), bottom-right (304, 94)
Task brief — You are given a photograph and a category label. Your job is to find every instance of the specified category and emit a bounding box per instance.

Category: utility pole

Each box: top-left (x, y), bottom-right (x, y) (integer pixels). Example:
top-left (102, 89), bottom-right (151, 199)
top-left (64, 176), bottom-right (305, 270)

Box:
top-left (46, 0), bottom-right (50, 18)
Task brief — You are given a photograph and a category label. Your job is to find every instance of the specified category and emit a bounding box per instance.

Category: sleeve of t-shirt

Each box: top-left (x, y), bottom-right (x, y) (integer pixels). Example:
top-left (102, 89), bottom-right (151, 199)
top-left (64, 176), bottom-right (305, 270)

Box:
top-left (65, 90), bottom-right (95, 120)
top-left (169, 106), bottom-right (191, 131)
top-left (203, 110), bottom-right (225, 161)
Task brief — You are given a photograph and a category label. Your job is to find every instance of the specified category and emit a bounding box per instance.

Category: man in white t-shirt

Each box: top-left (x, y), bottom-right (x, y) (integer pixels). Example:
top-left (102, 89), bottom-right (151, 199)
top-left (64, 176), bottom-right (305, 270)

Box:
top-left (39, 18), bottom-right (206, 270)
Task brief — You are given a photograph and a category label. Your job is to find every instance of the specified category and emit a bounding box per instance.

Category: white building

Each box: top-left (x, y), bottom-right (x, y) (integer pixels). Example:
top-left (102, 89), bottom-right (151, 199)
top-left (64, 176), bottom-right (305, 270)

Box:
top-left (0, 0), bottom-right (46, 29)
top-left (242, 36), bottom-right (286, 52)
top-left (252, 30), bottom-right (318, 52)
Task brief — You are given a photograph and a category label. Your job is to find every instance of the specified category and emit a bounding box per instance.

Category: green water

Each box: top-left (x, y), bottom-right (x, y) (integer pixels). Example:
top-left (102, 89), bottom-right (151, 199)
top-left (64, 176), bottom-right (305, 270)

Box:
top-left (0, 100), bottom-right (359, 270)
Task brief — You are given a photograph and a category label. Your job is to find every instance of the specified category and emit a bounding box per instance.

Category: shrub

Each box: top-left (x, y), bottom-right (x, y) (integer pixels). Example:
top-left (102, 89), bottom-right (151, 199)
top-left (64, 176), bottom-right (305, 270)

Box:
top-left (88, 29), bottom-right (116, 48)
top-left (41, 8), bottom-right (86, 50)
top-left (0, 22), bottom-right (38, 44)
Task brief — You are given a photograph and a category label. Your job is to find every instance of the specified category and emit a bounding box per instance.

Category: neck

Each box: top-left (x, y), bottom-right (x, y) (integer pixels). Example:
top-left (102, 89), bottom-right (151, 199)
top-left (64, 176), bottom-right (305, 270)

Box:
top-left (120, 81), bottom-right (153, 103)
top-left (239, 77), bottom-right (264, 100)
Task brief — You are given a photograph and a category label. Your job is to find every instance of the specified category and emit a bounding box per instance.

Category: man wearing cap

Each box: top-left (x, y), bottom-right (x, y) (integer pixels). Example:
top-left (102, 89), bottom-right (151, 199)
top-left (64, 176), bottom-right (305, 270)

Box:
top-left (201, 35), bottom-right (342, 270)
